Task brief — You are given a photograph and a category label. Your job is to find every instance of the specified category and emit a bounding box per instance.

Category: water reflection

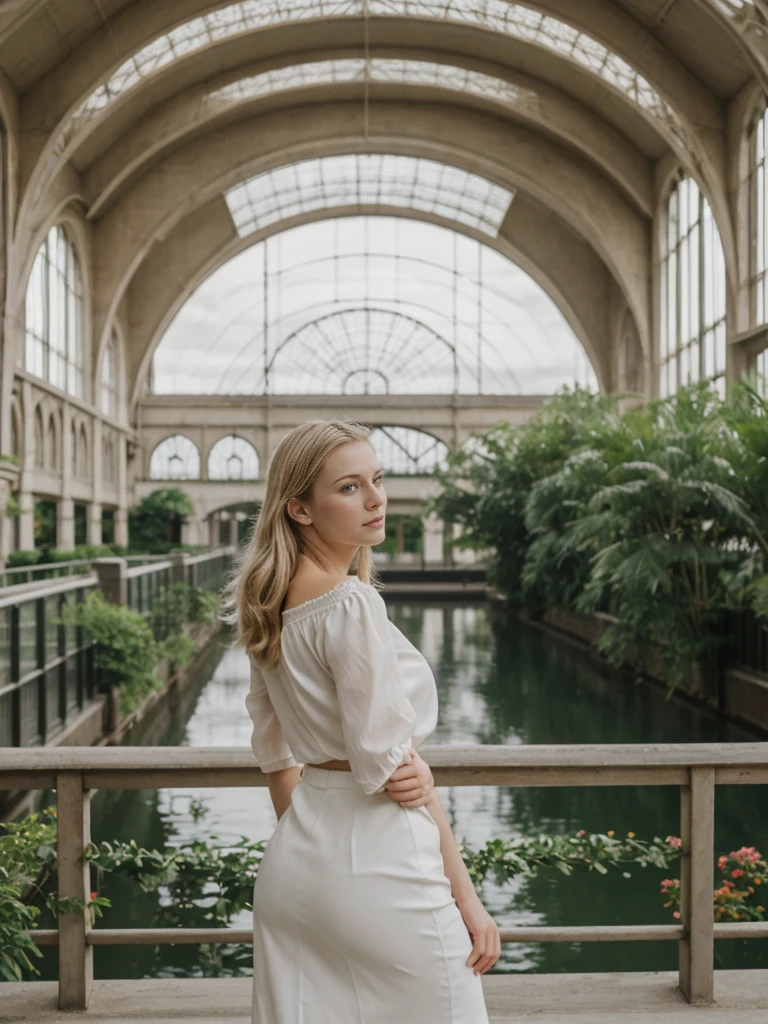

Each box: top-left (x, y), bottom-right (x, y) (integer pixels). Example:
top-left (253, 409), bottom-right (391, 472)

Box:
top-left (37, 600), bottom-right (768, 978)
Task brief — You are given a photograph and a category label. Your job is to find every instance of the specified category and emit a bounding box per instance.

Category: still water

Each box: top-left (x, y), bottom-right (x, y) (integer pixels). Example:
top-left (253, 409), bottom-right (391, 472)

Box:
top-left (40, 598), bottom-right (768, 979)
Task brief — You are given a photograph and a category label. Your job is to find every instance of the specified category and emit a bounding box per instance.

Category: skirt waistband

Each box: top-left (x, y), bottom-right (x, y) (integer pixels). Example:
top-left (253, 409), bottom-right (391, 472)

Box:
top-left (300, 764), bottom-right (366, 791)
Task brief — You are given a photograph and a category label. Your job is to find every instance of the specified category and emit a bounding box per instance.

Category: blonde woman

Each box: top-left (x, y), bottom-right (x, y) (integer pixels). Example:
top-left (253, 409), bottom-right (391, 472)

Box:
top-left (224, 420), bottom-right (498, 1023)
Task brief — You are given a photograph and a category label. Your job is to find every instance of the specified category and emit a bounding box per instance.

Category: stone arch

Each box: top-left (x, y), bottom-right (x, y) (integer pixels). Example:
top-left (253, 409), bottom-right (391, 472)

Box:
top-left (33, 405), bottom-right (44, 469)
top-left (207, 435), bottom-right (260, 481)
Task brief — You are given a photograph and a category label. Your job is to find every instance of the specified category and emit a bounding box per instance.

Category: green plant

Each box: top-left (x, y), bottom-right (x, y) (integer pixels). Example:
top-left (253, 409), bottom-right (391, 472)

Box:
top-left (6, 549), bottom-right (43, 568)
top-left (5, 492), bottom-right (21, 518)
top-left (0, 807), bottom-right (109, 982)
top-left (129, 489), bottom-right (194, 553)
top-left (60, 591), bottom-right (162, 718)
top-left (159, 632), bottom-right (197, 674)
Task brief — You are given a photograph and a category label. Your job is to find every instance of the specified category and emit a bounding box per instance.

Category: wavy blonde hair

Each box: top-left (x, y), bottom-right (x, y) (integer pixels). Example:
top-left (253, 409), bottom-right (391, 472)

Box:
top-left (221, 420), bottom-right (381, 669)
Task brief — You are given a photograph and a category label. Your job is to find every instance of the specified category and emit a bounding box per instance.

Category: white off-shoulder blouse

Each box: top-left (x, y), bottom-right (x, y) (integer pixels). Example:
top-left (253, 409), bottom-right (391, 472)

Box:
top-left (245, 575), bottom-right (439, 795)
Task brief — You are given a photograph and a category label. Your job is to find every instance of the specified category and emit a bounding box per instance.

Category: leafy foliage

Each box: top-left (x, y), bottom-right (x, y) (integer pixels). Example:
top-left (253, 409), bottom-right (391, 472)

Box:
top-left (128, 488), bottom-right (194, 553)
top-left (5, 804), bottom-right (763, 981)
top-left (431, 382), bottom-right (768, 691)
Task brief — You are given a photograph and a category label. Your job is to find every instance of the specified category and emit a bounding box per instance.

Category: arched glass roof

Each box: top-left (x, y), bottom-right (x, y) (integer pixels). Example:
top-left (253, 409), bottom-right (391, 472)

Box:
top-left (225, 154), bottom-right (515, 238)
top-left (59, 0), bottom-right (680, 151)
top-left (208, 57), bottom-right (536, 118)
top-left (153, 215), bottom-right (597, 395)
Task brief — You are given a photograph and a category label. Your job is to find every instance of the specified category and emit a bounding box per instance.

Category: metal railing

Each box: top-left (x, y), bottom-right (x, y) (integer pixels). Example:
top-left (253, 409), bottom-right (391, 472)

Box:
top-left (1, 743), bottom-right (767, 1010)
top-left (0, 548), bottom-right (235, 746)
top-left (0, 576), bottom-right (98, 747)
top-left (0, 555), bottom-right (166, 590)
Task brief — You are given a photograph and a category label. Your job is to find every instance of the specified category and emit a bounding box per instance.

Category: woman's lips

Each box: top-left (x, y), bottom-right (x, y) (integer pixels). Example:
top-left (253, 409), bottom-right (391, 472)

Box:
top-left (364, 515), bottom-right (384, 528)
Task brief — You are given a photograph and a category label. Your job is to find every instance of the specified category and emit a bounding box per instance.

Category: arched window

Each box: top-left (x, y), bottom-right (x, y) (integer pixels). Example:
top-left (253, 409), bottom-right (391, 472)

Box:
top-left (748, 101), bottom-right (768, 326)
top-left (149, 435), bottom-right (200, 479)
top-left (46, 414), bottom-right (58, 471)
top-left (102, 431), bottom-right (116, 486)
top-left (208, 436), bottom-right (260, 480)
top-left (660, 175), bottom-right (726, 398)
top-left (100, 330), bottom-right (119, 418)
top-left (25, 225), bottom-right (85, 398)
top-left (71, 421), bottom-right (79, 478)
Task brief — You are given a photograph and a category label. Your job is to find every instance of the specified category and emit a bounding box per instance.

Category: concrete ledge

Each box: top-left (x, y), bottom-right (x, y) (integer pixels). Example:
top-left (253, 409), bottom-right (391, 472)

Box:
top-left (3, 971), bottom-right (768, 1023)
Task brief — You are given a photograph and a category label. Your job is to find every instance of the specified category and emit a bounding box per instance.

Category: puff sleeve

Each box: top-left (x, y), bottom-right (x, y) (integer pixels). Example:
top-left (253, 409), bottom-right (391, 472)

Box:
top-left (319, 583), bottom-right (417, 795)
top-left (245, 654), bottom-right (299, 773)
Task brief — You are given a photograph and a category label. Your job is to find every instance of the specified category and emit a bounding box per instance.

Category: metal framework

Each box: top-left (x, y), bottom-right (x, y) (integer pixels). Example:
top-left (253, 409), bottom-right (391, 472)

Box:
top-left (58, 0), bottom-right (682, 151)
top-left (24, 225), bottom-right (85, 400)
top-left (224, 154), bottom-right (515, 239)
top-left (149, 434), bottom-right (201, 480)
top-left (207, 435), bottom-right (260, 480)
top-left (153, 216), bottom-right (596, 397)
top-left (748, 100), bottom-right (768, 328)
top-left (368, 425), bottom-right (448, 474)
top-left (660, 175), bottom-right (727, 399)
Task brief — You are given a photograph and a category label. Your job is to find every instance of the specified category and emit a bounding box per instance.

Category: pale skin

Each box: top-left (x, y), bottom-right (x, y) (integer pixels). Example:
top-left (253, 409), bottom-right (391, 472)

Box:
top-left (264, 438), bottom-right (500, 977)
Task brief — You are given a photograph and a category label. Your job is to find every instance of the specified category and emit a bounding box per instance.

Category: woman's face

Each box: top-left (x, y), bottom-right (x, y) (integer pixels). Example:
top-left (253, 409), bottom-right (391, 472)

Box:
top-left (292, 440), bottom-right (387, 548)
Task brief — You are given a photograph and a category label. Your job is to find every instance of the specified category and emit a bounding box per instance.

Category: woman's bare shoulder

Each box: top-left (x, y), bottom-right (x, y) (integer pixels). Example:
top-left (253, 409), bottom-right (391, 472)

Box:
top-left (283, 572), bottom-right (357, 612)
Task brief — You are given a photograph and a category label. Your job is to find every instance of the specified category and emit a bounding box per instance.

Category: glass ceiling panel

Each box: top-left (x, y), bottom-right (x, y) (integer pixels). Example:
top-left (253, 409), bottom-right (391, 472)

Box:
top-left (153, 215), bottom-right (597, 396)
top-left (224, 154), bottom-right (515, 238)
top-left (207, 57), bottom-right (537, 111)
top-left (60, 0), bottom-right (681, 150)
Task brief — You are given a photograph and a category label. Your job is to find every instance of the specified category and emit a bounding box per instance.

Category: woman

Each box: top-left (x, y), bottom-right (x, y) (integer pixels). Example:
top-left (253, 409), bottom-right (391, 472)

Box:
top-left (224, 419), bottom-right (498, 1023)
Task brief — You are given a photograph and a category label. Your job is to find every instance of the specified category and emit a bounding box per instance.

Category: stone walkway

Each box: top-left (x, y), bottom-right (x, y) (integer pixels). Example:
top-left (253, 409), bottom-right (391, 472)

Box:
top-left (4, 970), bottom-right (768, 1023)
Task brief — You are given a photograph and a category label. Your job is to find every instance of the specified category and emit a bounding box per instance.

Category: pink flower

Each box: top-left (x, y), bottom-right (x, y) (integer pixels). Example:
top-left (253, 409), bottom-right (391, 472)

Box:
top-left (731, 869), bottom-right (744, 879)
top-left (667, 836), bottom-right (682, 848)
top-left (717, 855), bottom-right (728, 870)
top-left (673, 911), bottom-right (681, 919)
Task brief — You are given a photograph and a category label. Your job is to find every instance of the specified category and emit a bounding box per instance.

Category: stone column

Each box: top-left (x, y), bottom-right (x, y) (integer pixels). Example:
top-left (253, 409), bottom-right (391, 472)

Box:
top-left (115, 433), bottom-right (129, 547)
top-left (422, 512), bottom-right (444, 565)
top-left (87, 502), bottom-right (102, 546)
top-left (229, 516), bottom-right (238, 548)
top-left (59, 403), bottom-right (73, 548)
top-left (57, 496), bottom-right (75, 549)
top-left (451, 521), bottom-right (477, 565)
top-left (17, 379), bottom-right (35, 550)
top-left (114, 507), bottom-right (129, 547)
top-left (91, 557), bottom-right (127, 605)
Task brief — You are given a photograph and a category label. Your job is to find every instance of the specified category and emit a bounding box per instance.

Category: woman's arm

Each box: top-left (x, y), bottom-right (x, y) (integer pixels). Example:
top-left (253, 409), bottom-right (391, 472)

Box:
top-left (425, 790), bottom-right (501, 976)
top-left (265, 764), bottom-right (302, 820)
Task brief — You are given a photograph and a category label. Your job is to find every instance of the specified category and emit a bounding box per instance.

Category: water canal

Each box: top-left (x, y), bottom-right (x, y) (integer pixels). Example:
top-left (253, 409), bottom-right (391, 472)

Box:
top-left (38, 596), bottom-right (768, 980)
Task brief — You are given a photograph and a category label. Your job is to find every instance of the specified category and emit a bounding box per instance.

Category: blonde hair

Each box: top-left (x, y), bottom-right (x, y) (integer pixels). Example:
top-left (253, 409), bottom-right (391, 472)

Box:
top-left (221, 419), bottom-right (380, 669)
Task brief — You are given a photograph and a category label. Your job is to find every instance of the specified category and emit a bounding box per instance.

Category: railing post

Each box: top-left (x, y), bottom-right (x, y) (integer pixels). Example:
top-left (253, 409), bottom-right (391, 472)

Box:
top-left (57, 771), bottom-right (93, 1010)
top-left (678, 766), bottom-right (715, 1004)
top-left (92, 557), bottom-right (128, 605)
top-left (170, 550), bottom-right (188, 586)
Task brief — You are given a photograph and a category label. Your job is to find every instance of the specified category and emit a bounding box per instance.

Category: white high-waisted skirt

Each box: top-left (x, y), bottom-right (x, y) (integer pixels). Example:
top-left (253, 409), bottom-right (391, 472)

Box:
top-left (252, 764), bottom-right (490, 1023)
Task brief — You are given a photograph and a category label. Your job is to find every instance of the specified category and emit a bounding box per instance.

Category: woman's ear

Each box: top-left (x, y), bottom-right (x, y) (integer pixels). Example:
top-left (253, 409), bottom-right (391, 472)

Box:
top-left (286, 497), bottom-right (312, 526)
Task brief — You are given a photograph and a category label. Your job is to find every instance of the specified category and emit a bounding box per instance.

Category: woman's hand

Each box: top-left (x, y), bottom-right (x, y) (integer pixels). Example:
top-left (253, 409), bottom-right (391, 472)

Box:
top-left (383, 748), bottom-right (434, 807)
top-left (456, 892), bottom-right (501, 976)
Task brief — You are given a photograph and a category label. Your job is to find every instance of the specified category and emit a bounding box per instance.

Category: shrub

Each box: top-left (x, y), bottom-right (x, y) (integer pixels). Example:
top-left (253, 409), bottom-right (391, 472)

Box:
top-left (60, 592), bottom-right (162, 718)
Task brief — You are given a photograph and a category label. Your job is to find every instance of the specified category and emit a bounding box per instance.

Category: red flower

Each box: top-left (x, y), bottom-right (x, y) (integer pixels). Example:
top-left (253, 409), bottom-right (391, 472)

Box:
top-left (731, 869), bottom-right (744, 879)
top-left (90, 891), bottom-right (98, 900)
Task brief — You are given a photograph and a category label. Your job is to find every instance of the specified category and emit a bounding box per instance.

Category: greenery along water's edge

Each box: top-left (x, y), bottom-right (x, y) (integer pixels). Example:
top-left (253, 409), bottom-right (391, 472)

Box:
top-left (2, 807), bottom-right (766, 982)
top-left (60, 582), bottom-right (220, 718)
top-left (429, 379), bottom-right (768, 694)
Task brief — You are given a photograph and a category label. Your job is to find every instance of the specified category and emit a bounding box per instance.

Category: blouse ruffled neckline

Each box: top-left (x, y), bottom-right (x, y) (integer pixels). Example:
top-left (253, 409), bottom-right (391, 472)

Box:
top-left (281, 575), bottom-right (361, 624)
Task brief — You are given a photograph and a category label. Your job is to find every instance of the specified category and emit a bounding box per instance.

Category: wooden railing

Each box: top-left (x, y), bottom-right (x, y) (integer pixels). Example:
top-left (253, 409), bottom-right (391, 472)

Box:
top-left (2, 743), bottom-right (768, 1010)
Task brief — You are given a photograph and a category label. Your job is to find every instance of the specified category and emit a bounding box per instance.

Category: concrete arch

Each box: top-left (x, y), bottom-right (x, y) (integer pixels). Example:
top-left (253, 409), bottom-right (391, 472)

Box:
top-left (81, 50), bottom-right (654, 220)
top-left (129, 197), bottom-right (618, 414)
top-left (15, 0), bottom-right (723, 206)
top-left (84, 103), bottom-right (647, 395)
